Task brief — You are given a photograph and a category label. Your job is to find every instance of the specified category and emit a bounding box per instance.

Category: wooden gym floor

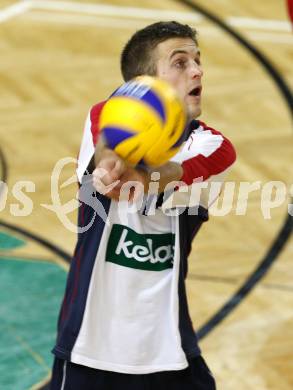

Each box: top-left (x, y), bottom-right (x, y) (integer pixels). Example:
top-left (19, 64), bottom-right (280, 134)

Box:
top-left (0, 0), bottom-right (292, 389)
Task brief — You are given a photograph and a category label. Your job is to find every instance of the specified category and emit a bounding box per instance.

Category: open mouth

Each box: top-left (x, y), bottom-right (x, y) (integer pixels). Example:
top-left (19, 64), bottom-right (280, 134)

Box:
top-left (188, 86), bottom-right (202, 97)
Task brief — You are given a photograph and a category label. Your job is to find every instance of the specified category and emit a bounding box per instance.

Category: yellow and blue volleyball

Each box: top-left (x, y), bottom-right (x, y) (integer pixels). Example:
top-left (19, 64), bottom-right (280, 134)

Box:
top-left (99, 76), bottom-right (187, 167)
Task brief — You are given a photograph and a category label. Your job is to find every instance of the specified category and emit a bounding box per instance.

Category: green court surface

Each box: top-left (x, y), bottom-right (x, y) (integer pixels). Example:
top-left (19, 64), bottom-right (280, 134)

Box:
top-left (0, 231), bottom-right (67, 390)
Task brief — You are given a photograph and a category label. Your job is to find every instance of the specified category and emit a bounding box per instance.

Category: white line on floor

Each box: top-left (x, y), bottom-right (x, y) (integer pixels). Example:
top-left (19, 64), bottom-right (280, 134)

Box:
top-left (24, 11), bottom-right (293, 44)
top-left (0, 1), bottom-right (31, 23)
top-left (26, 0), bottom-right (291, 32)
top-left (26, 0), bottom-right (202, 22)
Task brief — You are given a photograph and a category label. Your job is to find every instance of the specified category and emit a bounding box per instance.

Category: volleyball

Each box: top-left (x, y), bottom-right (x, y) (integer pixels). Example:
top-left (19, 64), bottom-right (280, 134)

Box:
top-left (99, 76), bottom-right (187, 167)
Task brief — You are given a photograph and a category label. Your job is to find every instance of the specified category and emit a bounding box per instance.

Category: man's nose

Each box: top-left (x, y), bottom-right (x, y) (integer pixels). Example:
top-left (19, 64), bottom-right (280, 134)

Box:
top-left (190, 63), bottom-right (203, 78)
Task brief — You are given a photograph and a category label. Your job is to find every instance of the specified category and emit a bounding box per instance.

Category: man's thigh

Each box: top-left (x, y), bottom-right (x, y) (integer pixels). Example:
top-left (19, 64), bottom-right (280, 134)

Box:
top-left (50, 358), bottom-right (145, 390)
top-left (50, 356), bottom-right (216, 390)
top-left (150, 356), bottom-right (216, 390)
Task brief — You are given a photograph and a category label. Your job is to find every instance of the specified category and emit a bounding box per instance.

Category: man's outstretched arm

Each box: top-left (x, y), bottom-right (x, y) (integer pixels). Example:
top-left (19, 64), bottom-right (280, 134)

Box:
top-left (93, 142), bottom-right (183, 201)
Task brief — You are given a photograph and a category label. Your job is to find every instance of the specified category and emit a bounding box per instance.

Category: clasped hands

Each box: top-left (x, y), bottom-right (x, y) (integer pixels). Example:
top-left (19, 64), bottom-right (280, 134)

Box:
top-left (92, 148), bottom-right (149, 202)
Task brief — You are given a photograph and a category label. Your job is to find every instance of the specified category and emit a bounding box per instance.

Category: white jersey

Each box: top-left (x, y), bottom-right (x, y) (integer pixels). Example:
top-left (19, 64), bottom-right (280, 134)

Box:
top-left (53, 102), bottom-right (236, 374)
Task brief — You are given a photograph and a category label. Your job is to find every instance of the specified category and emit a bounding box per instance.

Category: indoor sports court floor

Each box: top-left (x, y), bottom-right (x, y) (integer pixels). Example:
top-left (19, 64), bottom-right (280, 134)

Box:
top-left (0, 0), bottom-right (292, 389)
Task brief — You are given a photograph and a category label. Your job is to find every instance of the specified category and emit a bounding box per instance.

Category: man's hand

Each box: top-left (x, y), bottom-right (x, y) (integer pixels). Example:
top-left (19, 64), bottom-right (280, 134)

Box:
top-left (93, 142), bottom-right (183, 201)
top-left (93, 162), bottom-right (148, 202)
top-left (93, 148), bottom-right (127, 199)
top-left (93, 146), bottom-right (146, 201)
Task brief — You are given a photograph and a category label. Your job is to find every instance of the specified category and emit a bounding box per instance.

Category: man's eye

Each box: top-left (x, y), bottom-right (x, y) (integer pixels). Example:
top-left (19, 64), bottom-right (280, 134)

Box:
top-left (174, 60), bottom-right (186, 69)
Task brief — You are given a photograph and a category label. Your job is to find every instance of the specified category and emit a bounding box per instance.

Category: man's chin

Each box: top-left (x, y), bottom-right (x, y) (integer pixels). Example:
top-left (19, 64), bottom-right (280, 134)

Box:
top-left (187, 105), bottom-right (201, 121)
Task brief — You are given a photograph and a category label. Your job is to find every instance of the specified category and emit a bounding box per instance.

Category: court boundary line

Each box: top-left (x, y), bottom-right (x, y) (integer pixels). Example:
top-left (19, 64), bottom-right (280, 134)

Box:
top-left (25, 0), bottom-right (202, 22)
top-left (22, 10), bottom-right (293, 44)
top-left (0, 1), bottom-right (291, 34)
top-left (188, 273), bottom-right (293, 293)
top-left (0, 220), bottom-right (72, 262)
top-left (0, 147), bottom-right (8, 191)
top-left (23, 0), bottom-right (291, 32)
top-left (0, 1), bottom-right (31, 23)
top-left (30, 373), bottom-right (51, 390)
top-left (0, 253), bottom-right (70, 271)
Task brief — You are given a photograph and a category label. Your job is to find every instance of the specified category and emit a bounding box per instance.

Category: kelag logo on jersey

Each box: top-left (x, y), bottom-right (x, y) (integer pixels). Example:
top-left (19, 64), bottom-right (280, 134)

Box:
top-left (106, 224), bottom-right (174, 271)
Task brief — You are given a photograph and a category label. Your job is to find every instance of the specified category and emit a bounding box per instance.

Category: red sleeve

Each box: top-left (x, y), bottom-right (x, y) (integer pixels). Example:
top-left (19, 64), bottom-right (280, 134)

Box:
top-left (181, 121), bottom-right (237, 185)
top-left (89, 101), bottom-right (106, 146)
top-left (287, 0), bottom-right (293, 23)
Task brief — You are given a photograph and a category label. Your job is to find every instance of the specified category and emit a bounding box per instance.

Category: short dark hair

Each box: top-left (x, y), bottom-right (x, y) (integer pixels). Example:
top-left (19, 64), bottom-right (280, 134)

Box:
top-left (120, 21), bottom-right (198, 81)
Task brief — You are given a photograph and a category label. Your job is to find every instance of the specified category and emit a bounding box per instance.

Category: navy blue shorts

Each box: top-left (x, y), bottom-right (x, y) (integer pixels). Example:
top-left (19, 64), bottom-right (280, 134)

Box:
top-left (50, 356), bottom-right (216, 390)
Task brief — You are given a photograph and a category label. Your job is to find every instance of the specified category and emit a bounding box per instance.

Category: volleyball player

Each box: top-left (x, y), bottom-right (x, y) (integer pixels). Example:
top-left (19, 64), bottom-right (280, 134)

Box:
top-left (50, 21), bottom-right (236, 390)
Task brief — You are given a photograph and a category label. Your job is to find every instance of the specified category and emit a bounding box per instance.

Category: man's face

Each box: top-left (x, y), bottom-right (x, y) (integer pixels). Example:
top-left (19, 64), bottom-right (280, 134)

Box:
top-left (155, 37), bottom-right (203, 120)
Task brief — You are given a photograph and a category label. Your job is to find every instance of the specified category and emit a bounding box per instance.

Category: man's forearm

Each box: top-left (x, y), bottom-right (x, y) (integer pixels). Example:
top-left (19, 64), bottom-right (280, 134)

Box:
top-left (94, 137), bottom-right (183, 197)
top-left (94, 137), bottom-right (109, 165)
top-left (143, 162), bottom-right (183, 194)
